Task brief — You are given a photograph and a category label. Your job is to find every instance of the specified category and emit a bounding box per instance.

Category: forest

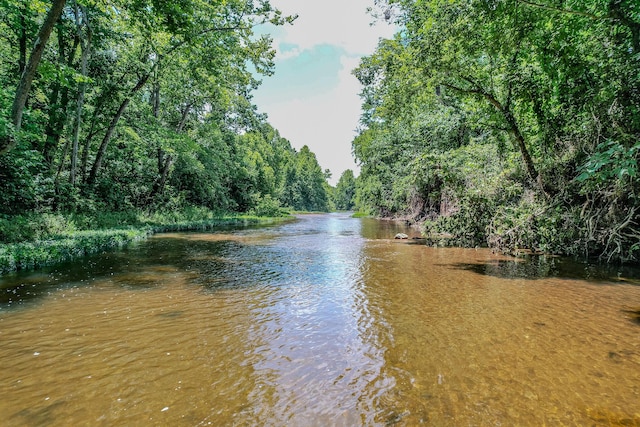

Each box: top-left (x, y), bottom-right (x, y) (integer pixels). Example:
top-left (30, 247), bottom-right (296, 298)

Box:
top-left (0, 0), bottom-right (362, 272)
top-left (1, 0), bottom-right (638, 270)
top-left (0, 0), bottom-right (344, 250)
top-left (352, 0), bottom-right (640, 264)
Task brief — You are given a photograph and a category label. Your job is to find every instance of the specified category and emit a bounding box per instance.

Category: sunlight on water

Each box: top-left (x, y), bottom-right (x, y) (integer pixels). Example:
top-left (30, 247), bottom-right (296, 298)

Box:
top-left (0, 213), bottom-right (639, 426)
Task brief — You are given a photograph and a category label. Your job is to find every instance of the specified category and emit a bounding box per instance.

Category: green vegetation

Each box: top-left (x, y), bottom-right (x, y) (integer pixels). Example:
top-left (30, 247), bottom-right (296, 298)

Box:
top-left (5, 0), bottom-right (636, 270)
top-left (0, 209), bottom-right (290, 274)
top-left (354, 0), bottom-right (640, 263)
top-left (334, 169), bottom-right (356, 211)
top-left (0, 228), bottom-right (148, 274)
top-left (350, 212), bottom-right (371, 218)
top-left (0, 0), bottom-right (333, 273)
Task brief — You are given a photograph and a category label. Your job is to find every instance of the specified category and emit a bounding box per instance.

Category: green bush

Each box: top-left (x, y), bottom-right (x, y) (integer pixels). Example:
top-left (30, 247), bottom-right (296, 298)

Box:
top-left (351, 212), bottom-right (371, 218)
top-left (0, 229), bottom-right (148, 274)
top-left (0, 213), bottom-right (77, 243)
top-left (249, 194), bottom-right (289, 217)
top-left (0, 148), bottom-right (53, 214)
top-left (487, 198), bottom-right (580, 255)
top-left (423, 192), bottom-right (496, 247)
top-left (0, 206), bottom-right (293, 275)
top-left (0, 215), bottom-right (34, 243)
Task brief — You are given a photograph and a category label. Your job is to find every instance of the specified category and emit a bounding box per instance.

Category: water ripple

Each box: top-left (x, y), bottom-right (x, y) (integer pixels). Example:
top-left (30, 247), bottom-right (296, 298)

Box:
top-left (0, 214), bottom-right (639, 426)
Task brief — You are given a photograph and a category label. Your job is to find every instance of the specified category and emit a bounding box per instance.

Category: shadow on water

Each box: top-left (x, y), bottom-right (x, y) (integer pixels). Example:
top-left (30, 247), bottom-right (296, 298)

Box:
top-left (0, 222), bottom-right (282, 309)
top-left (447, 255), bottom-right (640, 284)
top-left (12, 400), bottom-right (66, 426)
top-left (0, 247), bottom-right (166, 308)
top-left (623, 309), bottom-right (640, 325)
top-left (182, 240), bottom-right (286, 292)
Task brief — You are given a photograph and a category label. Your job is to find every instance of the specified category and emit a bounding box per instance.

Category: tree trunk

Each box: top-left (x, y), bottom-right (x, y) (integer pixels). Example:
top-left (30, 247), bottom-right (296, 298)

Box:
top-left (55, 138), bottom-right (71, 182)
top-left (149, 102), bottom-right (191, 199)
top-left (443, 80), bottom-right (547, 196)
top-left (85, 97), bottom-right (131, 186)
top-left (176, 102), bottom-right (192, 132)
top-left (18, 10), bottom-right (27, 76)
top-left (150, 151), bottom-right (174, 198)
top-left (45, 79), bottom-right (61, 157)
top-left (151, 79), bottom-right (160, 118)
top-left (44, 22), bottom-right (77, 165)
top-left (86, 73), bottom-right (150, 185)
top-left (0, 0), bottom-right (67, 155)
top-left (502, 109), bottom-right (538, 184)
top-left (70, 5), bottom-right (91, 186)
top-left (486, 94), bottom-right (547, 196)
top-left (80, 90), bottom-right (109, 182)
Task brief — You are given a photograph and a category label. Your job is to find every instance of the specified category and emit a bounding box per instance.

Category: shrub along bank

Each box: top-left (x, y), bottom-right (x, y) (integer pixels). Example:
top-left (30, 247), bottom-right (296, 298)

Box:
top-left (0, 209), bottom-right (291, 275)
top-left (351, 0), bottom-right (640, 264)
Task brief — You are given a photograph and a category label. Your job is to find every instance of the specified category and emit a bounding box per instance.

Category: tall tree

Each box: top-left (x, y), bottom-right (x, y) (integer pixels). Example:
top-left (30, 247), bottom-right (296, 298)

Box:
top-left (355, 0), bottom-right (639, 260)
top-left (69, 2), bottom-right (90, 186)
top-left (1, 0), bottom-right (66, 155)
top-left (84, 0), bottom-right (289, 185)
top-left (334, 169), bottom-right (356, 210)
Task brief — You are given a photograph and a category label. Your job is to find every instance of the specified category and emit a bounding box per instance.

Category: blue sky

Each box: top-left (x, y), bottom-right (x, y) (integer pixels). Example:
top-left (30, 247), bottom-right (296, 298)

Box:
top-left (252, 0), bottom-right (396, 185)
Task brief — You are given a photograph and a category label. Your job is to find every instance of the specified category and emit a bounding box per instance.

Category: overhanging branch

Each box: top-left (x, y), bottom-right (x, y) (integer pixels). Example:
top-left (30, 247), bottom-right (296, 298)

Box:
top-left (516, 0), bottom-right (606, 21)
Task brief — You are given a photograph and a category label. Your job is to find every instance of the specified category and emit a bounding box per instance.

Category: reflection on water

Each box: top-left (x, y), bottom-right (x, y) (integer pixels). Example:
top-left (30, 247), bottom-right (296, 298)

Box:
top-left (0, 213), bottom-right (639, 426)
top-left (449, 256), bottom-right (640, 284)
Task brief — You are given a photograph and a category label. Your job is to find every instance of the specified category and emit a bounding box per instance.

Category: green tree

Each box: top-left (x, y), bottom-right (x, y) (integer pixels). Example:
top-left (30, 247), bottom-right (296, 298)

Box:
top-left (0, 0), bottom-right (67, 155)
top-left (294, 145), bottom-right (329, 212)
top-left (334, 169), bottom-right (356, 210)
top-left (355, 0), bottom-right (640, 261)
top-left (0, 0), bottom-right (332, 223)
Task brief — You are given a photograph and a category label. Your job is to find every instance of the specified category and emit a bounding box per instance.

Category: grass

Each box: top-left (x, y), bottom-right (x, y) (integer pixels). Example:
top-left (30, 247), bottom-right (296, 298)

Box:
top-left (0, 229), bottom-right (149, 274)
top-left (0, 209), bottom-right (293, 275)
top-left (350, 211), bottom-right (371, 218)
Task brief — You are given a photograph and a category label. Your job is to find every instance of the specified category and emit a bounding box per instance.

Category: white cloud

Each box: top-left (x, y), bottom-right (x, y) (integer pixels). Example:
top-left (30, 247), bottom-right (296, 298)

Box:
top-left (257, 55), bottom-right (364, 184)
top-left (254, 0), bottom-right (397, 185)
top-left (268, 0), bottom-right (395, 56)
top-left (274, 46), bottom-right (302, 61)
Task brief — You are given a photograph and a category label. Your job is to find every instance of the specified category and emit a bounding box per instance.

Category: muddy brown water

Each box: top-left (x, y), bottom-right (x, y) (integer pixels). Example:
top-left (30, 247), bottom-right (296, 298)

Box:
top-left (1, 213), bottom-right (639, 426)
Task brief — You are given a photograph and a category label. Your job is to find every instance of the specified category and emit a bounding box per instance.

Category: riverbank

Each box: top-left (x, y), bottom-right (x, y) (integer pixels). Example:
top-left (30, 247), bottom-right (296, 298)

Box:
top-left (0, 210), bottom-right (293, 275)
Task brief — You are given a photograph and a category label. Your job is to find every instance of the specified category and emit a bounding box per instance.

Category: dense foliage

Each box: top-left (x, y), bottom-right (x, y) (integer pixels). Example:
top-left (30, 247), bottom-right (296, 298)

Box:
top-left (0, 0), bottom-right (330, 235)
top-left (0, 210), bottom-right (285, 274)
top-left (354, 0), bottom-right (640, 263)
top-left (334, 169), bottom-right (356, 211)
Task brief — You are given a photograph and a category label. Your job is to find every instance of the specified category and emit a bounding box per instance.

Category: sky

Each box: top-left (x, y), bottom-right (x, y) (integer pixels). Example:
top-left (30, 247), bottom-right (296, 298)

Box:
top-left (252, 0), bottom-right (397, 186)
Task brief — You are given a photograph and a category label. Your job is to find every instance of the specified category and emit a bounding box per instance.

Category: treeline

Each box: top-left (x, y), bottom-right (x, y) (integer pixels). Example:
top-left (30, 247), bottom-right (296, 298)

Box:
top-left (0, 0), bottom-right (332, 235)
top-left (352, 0), bottom-right (640, 263)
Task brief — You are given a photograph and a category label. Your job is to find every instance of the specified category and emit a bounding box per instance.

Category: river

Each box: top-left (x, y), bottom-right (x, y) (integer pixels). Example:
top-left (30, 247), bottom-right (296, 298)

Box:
top-left (1, 213), bottom-right (639, 426)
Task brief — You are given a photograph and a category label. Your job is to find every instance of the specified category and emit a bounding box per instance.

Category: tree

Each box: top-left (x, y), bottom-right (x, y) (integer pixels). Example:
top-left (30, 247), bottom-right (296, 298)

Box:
top-left (0, 0), bottom-right (328, 221)
top-left (79, 0), bottom-right (291, 186)
top-left (334, 169), bottom-right (356, 210)
top-left (294, 145), bottom-right (329, 212)
top-left (1, 0), bottom-right (66, 155)
top-left (355, 0), bottom-right (640, 261)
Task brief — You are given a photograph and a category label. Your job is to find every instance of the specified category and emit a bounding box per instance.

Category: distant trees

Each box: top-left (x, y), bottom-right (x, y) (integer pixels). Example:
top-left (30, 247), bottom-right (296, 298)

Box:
top-left (235, 134), bottom-right (333, 213)
top-left (355, 0), bottom-right (640, 262)
top-left (278, 145), bottom-right (330, 212)
top-left (334, 169), bottom-right (356, 210)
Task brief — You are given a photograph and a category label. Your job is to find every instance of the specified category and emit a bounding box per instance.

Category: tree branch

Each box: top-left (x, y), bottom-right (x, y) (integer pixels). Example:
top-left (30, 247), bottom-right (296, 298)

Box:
top-left (442, 78), bottom-right (546, 195)
top-left (162, 23), bottom-right (250, 59)
top-left (1, 0), bottom-right (67, 155)
top-left (516, 0), bottom-right (606, 21)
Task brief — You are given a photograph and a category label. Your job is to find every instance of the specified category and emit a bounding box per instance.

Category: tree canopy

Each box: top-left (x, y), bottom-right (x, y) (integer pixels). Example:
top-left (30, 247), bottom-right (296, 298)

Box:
top-left (354, 0), bottom-right (640, 262)
top-left (0, 0), bottom-right (330, 219)
top-left (334, 169), bottom-right (356, 211)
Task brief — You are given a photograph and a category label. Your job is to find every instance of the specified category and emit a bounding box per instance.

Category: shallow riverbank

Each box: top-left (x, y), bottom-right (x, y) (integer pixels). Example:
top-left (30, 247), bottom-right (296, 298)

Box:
top-left (0, 216), bottom-right (292, 275)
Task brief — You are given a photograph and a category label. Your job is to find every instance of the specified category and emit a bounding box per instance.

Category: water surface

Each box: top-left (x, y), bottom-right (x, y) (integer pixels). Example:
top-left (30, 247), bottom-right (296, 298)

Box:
top-left (1, 213), bottom-right (639, 426)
